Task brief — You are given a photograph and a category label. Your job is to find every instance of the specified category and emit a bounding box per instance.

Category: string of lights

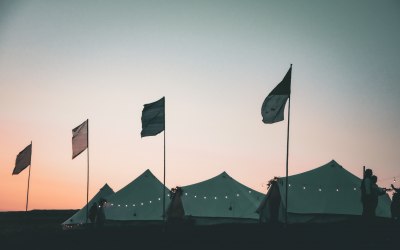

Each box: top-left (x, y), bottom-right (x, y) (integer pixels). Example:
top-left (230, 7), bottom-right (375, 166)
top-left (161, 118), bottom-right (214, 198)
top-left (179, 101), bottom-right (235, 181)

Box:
top-left (103, 190), bottom-right (258, 208)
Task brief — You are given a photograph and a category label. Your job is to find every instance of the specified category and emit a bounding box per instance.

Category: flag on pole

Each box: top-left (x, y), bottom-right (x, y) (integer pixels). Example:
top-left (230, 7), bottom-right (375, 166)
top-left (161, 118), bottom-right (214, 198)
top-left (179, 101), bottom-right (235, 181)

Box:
top-left (141, 97), bottom-right (165, 137)
top-left (12, 143), bottom-right (32, 175)
top-left (261, 66), bottom-right (292, 124)
top-left (72, 120), bottom-right (88, 159)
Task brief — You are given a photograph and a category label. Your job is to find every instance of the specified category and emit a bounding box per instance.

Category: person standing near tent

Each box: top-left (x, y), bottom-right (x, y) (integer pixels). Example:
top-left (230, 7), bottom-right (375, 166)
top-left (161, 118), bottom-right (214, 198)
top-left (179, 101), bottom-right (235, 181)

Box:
top-left (88, 202), bottom-right (98, 224)
top-left (96, 198), bottom-right (106, 228)
top-left (361, 168), bottom-right (373, 218)
top-left (390, 184), bottom-right (400, 220)
top-left (370, 175), bottom-right (388, 217)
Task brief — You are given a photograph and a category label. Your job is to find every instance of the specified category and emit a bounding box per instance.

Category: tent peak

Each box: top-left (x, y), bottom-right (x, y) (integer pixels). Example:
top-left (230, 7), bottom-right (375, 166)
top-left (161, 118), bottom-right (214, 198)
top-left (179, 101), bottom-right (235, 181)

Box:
top-left (100, 183), bottom-right (112, 191)
top-left (219, 171), bottom-right (232, 179)
top-left (326, 159), bottom-right (342, 168)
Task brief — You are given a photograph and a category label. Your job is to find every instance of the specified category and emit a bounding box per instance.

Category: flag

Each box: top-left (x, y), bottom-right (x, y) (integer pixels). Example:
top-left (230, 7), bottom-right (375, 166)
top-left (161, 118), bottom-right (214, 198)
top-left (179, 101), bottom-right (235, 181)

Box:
top-left (141, 97), bottom-right (165, 137)
top-left (261, 66), bottom-right (292, 124)
top-left (12, 143), bottom-right (32, 175)
top-left (72, 120), bottom-right (88, 159)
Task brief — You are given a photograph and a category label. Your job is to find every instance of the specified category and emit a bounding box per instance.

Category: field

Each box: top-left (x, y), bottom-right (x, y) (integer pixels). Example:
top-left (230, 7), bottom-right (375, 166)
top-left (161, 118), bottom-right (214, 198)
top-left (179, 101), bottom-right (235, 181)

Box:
top-left (0, 210), bottom-right (398, 249)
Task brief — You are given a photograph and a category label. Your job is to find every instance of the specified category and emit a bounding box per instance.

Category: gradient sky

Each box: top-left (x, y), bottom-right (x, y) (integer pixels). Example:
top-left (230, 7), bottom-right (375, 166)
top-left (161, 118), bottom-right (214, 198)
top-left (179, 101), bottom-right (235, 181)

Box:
top-left (1, 0), bottom-right (399, 211)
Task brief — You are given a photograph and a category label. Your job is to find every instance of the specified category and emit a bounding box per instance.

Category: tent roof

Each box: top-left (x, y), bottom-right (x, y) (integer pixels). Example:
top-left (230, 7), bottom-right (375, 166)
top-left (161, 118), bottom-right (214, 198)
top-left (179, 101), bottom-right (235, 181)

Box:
top-left (105, 169), bottom-right (170, 221)
top-left (277, 160), bottom-right (391, 217)
top-left (180, 171), bottom-right (264, 219)
top-left (62, 183), bottom-right (115, 225)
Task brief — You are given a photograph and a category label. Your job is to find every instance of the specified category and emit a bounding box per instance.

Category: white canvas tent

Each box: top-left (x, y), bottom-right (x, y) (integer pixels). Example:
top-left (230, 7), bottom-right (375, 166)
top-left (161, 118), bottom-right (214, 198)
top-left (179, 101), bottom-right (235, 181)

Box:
top-left (168, 172), bottom-right (264, 224)
top-left (257, 160), bottom-right (392, 223)
top-left (105, 169), bottom-right (169, 222)
top-left (62, 183), bottom-right (114, 228)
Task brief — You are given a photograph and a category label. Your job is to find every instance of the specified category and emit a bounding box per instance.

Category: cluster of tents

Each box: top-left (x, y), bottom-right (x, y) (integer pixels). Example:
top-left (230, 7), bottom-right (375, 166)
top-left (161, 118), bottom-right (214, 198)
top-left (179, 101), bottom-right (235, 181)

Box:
top-left (62, 160), bottom-right (392, 228)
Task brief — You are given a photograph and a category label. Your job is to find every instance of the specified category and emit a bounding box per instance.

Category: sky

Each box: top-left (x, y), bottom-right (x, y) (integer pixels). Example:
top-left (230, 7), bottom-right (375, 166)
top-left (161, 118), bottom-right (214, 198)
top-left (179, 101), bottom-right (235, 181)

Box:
top-left (1, 0), bottom-right (399, 211)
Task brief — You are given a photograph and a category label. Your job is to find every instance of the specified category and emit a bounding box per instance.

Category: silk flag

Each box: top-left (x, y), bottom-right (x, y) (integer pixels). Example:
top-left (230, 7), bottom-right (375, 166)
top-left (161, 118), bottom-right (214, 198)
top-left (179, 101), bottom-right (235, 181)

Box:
top-left (12, 143), bottom-right (32, 175)
top-left (141, 97), bottom-right (165, 137)
top-left (261, 66), bottom-right (292, 124)
top-left (72, 120), bottom-right (88, 159)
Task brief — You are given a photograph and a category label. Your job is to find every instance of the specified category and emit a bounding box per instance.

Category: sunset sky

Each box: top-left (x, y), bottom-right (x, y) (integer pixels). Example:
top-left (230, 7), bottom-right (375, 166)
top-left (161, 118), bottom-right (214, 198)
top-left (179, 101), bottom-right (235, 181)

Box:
top-left (1, 0), bottom-right (399, 211)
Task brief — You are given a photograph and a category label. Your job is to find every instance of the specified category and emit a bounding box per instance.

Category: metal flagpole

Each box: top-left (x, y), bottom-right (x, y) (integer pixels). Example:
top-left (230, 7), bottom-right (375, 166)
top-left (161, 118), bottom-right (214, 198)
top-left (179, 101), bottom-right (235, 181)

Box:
top-left (86, 119), bottom-right (90, 223)
top-left (26, 141), bottom-right (32, 212)
top-left (285, 64), bottom-right (292, 225)
top-left (163, 102), bottom-right (166, 223)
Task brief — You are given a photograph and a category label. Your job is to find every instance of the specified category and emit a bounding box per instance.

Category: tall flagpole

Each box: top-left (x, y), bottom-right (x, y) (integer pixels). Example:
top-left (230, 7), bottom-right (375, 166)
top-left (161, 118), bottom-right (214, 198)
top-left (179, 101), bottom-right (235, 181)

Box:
top-left (285, 64), bottom-right (292, 225)
top-left (163, 101), bottom-right (166, 223)
top-left (86, 119), bottom-right (90, 223)
top-left (26, 141), bottom-right (32, 212)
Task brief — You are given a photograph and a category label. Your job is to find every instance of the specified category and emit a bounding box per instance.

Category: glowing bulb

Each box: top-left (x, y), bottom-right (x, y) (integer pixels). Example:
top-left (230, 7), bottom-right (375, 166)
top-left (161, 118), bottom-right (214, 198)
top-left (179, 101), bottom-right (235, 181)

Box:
top-left (141, 203), bottom-right (144, 206)
top-left (214, 197), bottom-right (217, 199)
top-left (158, 198), bottom-right (161, 201)
top-left (303, 186), bottom-right (306, 190)
top-left (289, 184), bottom-right (291, 187)
top-left (149, 201), bottom-right (152, 203)
top-left (118, 204), bottom-right (120, 207)
top-left (133, 204), bottom-right (136, 207)
top-left (225, 196), bottom-right (228, 199)
top-left (111, 204), bottom-right (114, 206)
top-left (354, 188), bottom-right (357, 191)
top-left (194, 195), bottom-right (197, 198)
top-left (318, 188), bottom-right (322, 192)
top-left (248, 191), bottom-right (252, 193)
top-left (167, 194), bottom-right (170, 197)
top-left (185, 193), bottom-right (188, 196)
top-left (336, 189), bottom-right (339, 192)
top-left (125, 205), bottom-right (128, 207)
top-left (204, 196), bottom-right (207, 199)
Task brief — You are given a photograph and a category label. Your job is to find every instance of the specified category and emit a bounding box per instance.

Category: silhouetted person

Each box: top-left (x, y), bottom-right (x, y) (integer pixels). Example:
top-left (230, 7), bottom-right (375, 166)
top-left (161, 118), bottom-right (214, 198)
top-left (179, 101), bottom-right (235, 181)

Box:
top-left (96, 198), bottom-right (106, 228)
top-left (268, 180), bottom-right (281, 223)
top-left (391, 184), bottom-right (400, 220)
top-left (370, 175), bottom-right (387, 217)
top-left (88, 202), bottom-right (98, 224)
top-left (361, 168), bottom-right (373, 218)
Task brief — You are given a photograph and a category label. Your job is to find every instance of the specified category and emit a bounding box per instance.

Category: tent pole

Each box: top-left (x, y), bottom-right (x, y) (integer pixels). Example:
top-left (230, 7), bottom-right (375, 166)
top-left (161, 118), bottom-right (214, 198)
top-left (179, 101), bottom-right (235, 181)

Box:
top-left (26, 141), bottom-right (32, 212)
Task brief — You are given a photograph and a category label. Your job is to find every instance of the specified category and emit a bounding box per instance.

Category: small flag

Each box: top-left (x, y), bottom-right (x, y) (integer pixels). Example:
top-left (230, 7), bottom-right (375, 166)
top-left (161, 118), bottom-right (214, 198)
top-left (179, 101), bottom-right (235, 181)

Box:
top-left (72, 120), bottom-right (88, 159)
top-left (12, 143), bottom-right (32, 175)
top-left (141, 97), bottom-right (165, 137)
top-left (261, 66), bottom-right (292, 124)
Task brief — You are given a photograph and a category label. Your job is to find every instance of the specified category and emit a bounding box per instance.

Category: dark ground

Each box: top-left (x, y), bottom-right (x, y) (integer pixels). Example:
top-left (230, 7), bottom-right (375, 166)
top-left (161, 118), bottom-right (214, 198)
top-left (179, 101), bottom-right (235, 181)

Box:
top-left (0, 210), bottom-right (398, 250)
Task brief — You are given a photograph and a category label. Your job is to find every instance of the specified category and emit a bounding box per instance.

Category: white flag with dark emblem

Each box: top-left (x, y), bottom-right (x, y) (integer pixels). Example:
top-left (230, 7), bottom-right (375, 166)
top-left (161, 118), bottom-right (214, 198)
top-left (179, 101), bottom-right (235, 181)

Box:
top-left (12, 143), bottom-right (32, 175)
top-left (141, 97), bottom-right (165, 137)
top-left (261, 66), bottom-right (292, 124)
top-left (72, 120), bottom-right (88, 159)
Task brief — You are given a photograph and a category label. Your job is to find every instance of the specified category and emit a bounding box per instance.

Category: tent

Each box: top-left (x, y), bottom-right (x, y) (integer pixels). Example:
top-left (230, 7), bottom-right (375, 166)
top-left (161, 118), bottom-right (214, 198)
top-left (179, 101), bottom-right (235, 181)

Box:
top-left (62, 183), bottom-right (114, 228)
top-left (168, 171), bottom-right (264, 224)
top-left (257, 160), bottom-right (392, 223)
top-left (105, 169), bottom-right (169, 222)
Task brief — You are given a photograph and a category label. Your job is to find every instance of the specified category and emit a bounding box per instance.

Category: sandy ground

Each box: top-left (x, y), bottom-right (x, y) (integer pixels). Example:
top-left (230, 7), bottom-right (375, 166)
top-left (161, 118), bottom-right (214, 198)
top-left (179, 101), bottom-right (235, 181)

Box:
top-left (0, 210), bottom-right (398, 249)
